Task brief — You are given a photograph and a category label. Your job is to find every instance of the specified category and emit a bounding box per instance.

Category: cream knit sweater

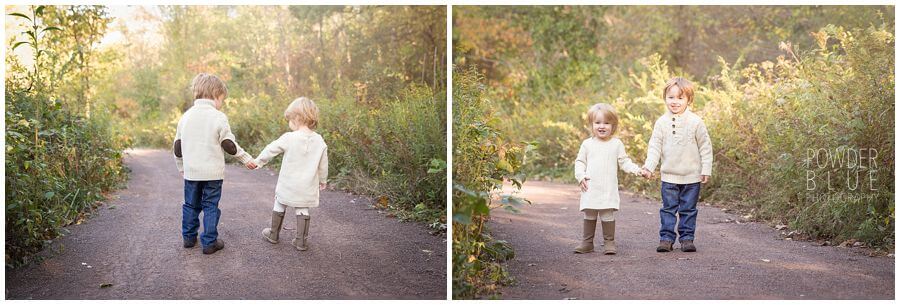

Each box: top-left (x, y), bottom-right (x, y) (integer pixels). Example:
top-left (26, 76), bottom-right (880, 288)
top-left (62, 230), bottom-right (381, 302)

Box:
top-left (642, 109), bottom-right (713, 184)
top-left (173, 99), bottom-right (253, 181)
top-left (253, 130), bottom-right (328, 208)
top-left (574, 137), bottom-right (642, 211)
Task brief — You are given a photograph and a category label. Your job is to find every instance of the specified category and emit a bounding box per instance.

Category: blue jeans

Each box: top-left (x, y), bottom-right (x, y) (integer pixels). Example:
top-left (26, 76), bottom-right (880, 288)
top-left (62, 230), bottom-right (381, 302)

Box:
top-left (182, 180), bottom-right (223, 248)
top-left (659, 182), bottom-right (701, 242)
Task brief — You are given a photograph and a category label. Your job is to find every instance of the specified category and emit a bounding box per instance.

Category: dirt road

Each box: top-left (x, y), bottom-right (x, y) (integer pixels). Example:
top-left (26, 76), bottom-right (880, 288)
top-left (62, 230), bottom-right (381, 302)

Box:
top-left (491, 181), bottom-right (893, 299)
top-left (6, 149), bottom-right (445, 299)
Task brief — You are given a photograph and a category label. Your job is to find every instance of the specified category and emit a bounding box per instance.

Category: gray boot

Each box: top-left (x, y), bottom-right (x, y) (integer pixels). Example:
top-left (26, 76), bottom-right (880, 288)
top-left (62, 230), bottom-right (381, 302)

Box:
top-left (262, 211), bottom-right (285, 244)
top-left (574, 219), bottom-right (597, 253)
top-left (601, 220), bottom-right (617, 255)
top-left (292, 215), bottom-right (310, 251)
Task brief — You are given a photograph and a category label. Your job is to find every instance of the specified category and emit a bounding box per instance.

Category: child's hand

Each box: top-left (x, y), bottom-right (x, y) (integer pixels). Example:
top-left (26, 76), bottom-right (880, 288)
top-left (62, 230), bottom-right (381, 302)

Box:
top-left (246, 161), bottom-right (258, 170)
top-left (319, 183), bottom-right (327, 191)
top-left (700, 175), bottom-right (709, 184)
top-left (640, 168), bottom-right (653, 179)
top-left (579, 178), bottom-right (589, 192)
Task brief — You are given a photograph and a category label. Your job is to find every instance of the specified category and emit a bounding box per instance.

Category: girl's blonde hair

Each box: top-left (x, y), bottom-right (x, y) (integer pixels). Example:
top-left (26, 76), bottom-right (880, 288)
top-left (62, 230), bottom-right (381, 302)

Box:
top-left (586, 103), bottom-right (619, 137)
top-left (662, 77), bottom-right (694, 105)
top-left (285, 97), bottom-right (319, 130)
top-left (191, 73), bottom-right (228, 100)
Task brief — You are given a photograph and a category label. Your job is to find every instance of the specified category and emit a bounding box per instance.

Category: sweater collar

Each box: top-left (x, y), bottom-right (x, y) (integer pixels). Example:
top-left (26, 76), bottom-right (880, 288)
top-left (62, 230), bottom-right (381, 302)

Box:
top-left (194, 99), bottom-right (216, 108)
top-left (666, 108), bottom-right (692, 118)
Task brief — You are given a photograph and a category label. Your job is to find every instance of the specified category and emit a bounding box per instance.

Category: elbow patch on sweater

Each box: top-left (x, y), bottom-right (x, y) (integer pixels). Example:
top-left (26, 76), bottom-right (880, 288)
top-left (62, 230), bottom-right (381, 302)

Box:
top-left (221, 139), bottom-right (237, 155)
top-left (173, 140), bottom-right (182, 157)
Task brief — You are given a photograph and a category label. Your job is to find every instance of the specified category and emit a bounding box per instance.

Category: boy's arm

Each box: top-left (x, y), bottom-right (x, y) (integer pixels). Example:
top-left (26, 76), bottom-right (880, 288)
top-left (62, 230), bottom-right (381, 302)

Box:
top-left (696, 121), bottom-right (713, 177)
top-left (254, 134), bottom-right (287, 167)
top-left (173, 120), bottom-right (184, 173)
top-left (617, 140), bottom-right (642, 175)
top-left (317, 146), bottom-right (329, 184)
top-left (643, 120), bottom-right (663, 172)
top-left (218, 116), bottom-right (254, 165)
top-left (574, 141), bottom-right (588, 182)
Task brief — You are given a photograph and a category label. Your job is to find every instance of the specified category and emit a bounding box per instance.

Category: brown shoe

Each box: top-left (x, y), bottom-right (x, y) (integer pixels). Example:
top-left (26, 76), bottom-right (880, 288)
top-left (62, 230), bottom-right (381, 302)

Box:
top-left (262, 211), bottom-right (285, 244)
top-left (202, 239), bottom-right (225, 255)
top-left (574, 219), bottom-right (597, 254)
top-left (601, 221), bottom-right (616, 255)
top-left (656, 240), bottom-right (673, 252)
top-left (680, 239), bottom-right (696, 252)
top-left (292, 215), bottom-right (310, 251)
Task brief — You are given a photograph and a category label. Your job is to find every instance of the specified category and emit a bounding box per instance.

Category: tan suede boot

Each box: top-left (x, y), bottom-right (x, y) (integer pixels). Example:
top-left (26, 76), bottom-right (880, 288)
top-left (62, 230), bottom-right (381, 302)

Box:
top-left (262, 211), bottom-right (285, 244)
top-left (292, 215), bottom-right (310, 251)
top-left (601, 220), bottom-right (617, 255)
top-left (574, 219), bottom-right (597, 253)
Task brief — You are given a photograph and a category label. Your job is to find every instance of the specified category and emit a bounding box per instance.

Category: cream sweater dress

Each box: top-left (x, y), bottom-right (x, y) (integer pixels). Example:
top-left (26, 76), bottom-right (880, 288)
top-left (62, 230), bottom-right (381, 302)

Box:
top-left (574, 137), bottom-right (642, 211)
top-left (254, 130), bottom-right (329, 208)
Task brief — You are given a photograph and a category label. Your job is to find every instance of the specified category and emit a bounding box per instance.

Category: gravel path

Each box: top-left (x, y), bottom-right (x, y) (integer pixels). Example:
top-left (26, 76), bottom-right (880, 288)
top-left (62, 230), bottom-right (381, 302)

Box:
top-left (491, 181), bottom-right (893, 299)
top-left (6, 149), bottom-right (446, 299)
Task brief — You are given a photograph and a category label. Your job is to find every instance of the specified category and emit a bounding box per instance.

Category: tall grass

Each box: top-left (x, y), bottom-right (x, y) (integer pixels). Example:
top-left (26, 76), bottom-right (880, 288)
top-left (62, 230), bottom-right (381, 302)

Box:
top-left (5, 81), bottom-right (130, 267)
top-left (452, 67), bottom-right (529, 299)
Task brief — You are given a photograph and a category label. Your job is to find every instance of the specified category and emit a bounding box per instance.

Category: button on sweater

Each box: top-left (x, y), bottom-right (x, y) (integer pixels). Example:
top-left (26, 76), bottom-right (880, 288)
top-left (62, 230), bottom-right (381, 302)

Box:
top-left (173, 99), bottom-right (253, 181)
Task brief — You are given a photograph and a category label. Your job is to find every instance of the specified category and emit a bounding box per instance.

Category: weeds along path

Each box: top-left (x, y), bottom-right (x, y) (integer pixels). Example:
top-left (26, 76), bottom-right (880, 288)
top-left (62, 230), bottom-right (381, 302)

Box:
top-left (491, 181), bottom-right (893, 300)
top-left (6, 149), bottom-right (445, 299)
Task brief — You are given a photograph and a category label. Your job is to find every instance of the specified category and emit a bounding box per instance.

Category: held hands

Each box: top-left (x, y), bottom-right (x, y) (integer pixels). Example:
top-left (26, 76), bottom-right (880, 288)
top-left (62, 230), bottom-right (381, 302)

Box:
top-left (246, 161), bottom-right (258, 170)
top-left (319, 183), bottom-right (327, 191)
top-left (640, 168), bottom-right (653, 179)
top-left (579, 178), bottom-right (589, 192)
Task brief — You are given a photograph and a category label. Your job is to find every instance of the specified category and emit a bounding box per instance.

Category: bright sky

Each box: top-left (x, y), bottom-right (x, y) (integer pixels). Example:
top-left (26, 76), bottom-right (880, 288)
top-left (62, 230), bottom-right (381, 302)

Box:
top-left (5, 5), bottom-right (163, 67)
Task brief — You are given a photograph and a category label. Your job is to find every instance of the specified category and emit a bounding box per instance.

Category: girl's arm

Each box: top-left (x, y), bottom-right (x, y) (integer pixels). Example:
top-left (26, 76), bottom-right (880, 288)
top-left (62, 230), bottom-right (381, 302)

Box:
top-left (254, 134), bottom-right (288, 167)
top-left (574, 141), bottom-right (588, 182)
top-left (643, 120), bottom-right (663, 172)
top-left (317, 146), bottom-right (329, 185)
top-left (617, 140), bottom-right (642, 175)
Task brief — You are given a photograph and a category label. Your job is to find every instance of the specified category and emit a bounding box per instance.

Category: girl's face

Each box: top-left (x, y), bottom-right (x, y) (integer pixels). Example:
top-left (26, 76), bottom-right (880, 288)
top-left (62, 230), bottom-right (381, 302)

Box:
top-left (665, 85), bottom-right (688, 114)
top-left (591, 117), bottom-right (613, 140)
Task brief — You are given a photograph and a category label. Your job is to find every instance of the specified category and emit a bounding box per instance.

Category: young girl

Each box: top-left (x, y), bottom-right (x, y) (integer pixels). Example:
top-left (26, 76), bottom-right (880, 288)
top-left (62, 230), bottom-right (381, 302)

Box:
top-left (573, 103), bottom-right (642, 255)
top-left (254, 97), bottom-right (328, 251)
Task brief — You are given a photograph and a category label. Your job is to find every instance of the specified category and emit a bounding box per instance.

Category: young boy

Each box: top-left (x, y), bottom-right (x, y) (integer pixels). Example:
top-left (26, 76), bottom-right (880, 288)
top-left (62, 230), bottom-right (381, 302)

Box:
top-left (641, 77), bottom-right (713, 253)
top-left (174, 73), bottom-right (257, 255)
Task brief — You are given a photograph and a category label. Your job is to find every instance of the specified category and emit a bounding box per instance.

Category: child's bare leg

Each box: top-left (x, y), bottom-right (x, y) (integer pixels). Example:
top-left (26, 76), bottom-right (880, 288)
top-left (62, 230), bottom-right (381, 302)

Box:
top-left (599, 209), bottom-right (617, 254)
top-left (575, 209), bottom-right (599, 253)
top-left (263, 200), bottom-right (286, 243)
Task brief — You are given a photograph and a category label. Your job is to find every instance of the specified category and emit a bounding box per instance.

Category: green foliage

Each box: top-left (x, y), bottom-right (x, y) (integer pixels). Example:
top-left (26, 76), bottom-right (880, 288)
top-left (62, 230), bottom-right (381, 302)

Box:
top-left (6, 5), bottom-right (128, 266)
top-left (452, 67), bottom-right (530, 299)
top-left (455, 7), bottom-right (894, 250)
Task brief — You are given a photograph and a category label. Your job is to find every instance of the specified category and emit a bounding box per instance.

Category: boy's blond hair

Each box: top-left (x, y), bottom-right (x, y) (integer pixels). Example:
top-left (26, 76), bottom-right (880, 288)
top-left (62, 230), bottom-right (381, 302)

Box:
top-left (662, 77), bottom-right (694, 105)
top-left (191, 73), bottom-right (228, 100)
top-left (586, 103), bottom-right (619, 137)
top-left (285, 97), bottom-right (319, 130)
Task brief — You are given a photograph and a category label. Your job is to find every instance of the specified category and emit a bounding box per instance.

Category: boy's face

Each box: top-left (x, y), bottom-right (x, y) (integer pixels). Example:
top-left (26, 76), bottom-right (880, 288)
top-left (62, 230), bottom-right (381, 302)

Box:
top-left (213, 95), bottom-right (226, 110)
top-left (591, 117), bottom-right (613, 140)
top-left (665, 85), bottom-right (688, 115)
